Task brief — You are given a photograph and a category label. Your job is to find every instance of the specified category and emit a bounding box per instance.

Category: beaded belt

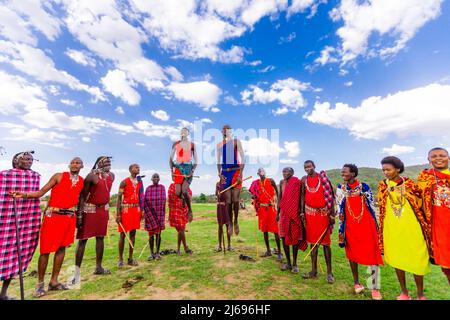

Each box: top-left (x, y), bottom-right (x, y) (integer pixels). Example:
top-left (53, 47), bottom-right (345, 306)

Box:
top-left (121, 203), bottom-right (140, 208)
top-left (45, 206), bottom-right (77, 217)
top-left (84, 203), bottom-right (109, 214)
top-left (305, 205), bottom-right (328, 215)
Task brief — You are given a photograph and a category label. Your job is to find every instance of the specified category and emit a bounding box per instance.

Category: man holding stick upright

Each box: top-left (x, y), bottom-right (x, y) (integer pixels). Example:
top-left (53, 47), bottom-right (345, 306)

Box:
top-left (0, 151), bottom-right (41, 300)
top-left (217, 124), bottom-right (245, 236)
top-left (116, 164), bottom-right (143, 267)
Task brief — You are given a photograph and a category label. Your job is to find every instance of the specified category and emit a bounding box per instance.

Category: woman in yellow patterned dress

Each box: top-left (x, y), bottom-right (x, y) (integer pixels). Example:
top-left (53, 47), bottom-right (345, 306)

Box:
top-left (377, 156), bottom-right (431, 300)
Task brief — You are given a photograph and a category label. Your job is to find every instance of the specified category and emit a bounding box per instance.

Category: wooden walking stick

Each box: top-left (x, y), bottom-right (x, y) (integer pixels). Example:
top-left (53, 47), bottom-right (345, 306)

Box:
top-left (172, 174), bottom-right (200, 178)
top-left (12, 197), bottom-right (25, 300)
top-left (139, 242), bottom-right (149, 259)
top-left (118, 222), bottom-right (134, 249)
top-left (219, 176), bottom-right (253, 194)
top-left (303, 224), bottom-right (330, 261)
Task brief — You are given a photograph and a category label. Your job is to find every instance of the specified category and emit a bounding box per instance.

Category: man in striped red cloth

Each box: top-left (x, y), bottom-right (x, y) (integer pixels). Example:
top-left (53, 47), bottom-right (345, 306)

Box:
top-left (11, 157), bottom-right (85, 297)
top-left (277, 167), bottom-right (307, 274)
top-left (168, 183), bottom-right (193, 255)
top-left (116, 164), bottom-right (143, 267)
top-left (144, 173), bottom-right (166, 261)
top-left (0, 151), bottom-right (41, 300)
top-left (301, 160), bottom-right (336, 284)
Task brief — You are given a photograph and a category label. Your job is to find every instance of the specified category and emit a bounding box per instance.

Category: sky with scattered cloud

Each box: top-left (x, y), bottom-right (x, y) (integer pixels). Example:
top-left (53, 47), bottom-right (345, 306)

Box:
top-left (0, 0), bottom-right (449, 194)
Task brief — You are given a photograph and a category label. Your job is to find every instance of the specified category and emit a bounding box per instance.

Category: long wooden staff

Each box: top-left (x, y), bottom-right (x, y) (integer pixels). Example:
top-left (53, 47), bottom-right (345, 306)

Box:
top-left (172, 174), bottom-right (200, 178)
top-left (139, 242), bottom-right (149, 259)
top-left (118, 222), bottom-right (134, 249)
top-left (303, 224), bottom-right (330, 261)
top-left (12, 197), bottom-right (25, 300)
top-left (219, 176), bottom-right (253, 194)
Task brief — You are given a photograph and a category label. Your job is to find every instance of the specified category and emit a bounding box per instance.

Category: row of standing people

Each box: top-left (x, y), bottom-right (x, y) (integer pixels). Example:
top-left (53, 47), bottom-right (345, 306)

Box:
top-left (243, 148), bottom-right (450, 300)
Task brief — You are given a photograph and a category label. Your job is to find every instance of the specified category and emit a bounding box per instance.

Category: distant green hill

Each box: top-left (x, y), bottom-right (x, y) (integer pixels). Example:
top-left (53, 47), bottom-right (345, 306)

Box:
top-left (326, 164), bottom-right (429, 192)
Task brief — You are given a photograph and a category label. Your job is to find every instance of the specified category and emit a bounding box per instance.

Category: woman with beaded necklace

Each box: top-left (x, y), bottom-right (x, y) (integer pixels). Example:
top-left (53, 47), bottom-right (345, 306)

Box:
top-left (336, 164), bottom-right (383, 300)
top-left (377, 156), bottom-right (431, 300)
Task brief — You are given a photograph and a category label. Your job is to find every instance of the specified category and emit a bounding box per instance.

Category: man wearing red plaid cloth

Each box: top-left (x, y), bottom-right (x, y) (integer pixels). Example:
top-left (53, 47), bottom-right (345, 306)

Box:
top-left (277, 167), bottom-right (307, 274)
top-left (301, 160), bottom-right (336, 284)
top-left (168, 183), bottom-right (193, 255)
top-left (0, 151), bottom-right (40, 300)
top-left (144, 173), bottom-right (166, 261)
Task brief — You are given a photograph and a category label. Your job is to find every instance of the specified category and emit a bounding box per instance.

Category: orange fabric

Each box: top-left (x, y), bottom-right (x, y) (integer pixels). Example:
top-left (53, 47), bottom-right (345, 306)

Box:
top-left (118, 206), bottom-right (141, 232)
top-left (175, 141), bottom-right (193, 163)
top-left (257, 178), bottom-right (275, 204)
top-left (48, 172), bottom-right (84, 209)
top-left (172, 167), bottom-right (184, 184)
top-left (344, 181), bottom-right (383, 265)
top-left (40, 214), bottom-right (76, 254)
top-left (418, 168), bottom-right (450, 267)
top-left (377, 177), bottom-right (430, 255)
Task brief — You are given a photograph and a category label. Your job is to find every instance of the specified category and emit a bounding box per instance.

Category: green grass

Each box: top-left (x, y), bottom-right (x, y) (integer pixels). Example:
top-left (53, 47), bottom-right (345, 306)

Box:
top-left (7, 203), bottom-right (450, 300)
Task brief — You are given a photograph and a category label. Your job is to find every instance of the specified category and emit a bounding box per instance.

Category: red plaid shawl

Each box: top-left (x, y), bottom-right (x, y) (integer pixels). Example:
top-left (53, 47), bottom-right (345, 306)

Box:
top-left (0, 168), bottom-right (41, 281)
top-left (279, 176), bottom-right (306, 248)
top-left (168, 183), bottom-right (192, 230)
top-left (144, 184), bottom-right (166, 232)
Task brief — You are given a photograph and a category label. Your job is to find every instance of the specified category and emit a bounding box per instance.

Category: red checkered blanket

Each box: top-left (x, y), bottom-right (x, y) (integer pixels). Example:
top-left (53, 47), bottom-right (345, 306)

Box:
top-left (0, 168), bottom-right (41, 281)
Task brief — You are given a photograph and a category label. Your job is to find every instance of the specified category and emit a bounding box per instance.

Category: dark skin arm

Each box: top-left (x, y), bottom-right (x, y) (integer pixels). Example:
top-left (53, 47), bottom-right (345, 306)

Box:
top-left (116, 179), bottom-right (127, 224)
top-left (10, 173), bottom-right (61, 198)
top-left (277, 179), bottom-right (283, 222)
top-left (299, 177), bottom-right (306, 225)
top-left (77, 173), bottom-right (96, 228)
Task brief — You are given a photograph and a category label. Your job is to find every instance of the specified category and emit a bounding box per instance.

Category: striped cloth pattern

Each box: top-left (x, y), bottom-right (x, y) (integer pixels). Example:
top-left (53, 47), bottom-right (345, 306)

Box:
top-left (0, 168), bottom-right (41, 281)
top-left (144, 184), bottom-right (166, 232)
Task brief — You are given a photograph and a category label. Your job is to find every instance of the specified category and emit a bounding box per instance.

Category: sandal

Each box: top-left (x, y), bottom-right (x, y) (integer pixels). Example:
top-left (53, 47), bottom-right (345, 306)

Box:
top-left (48, 282), bottom-right (69, 291)
top-left (117, 260), bottom-right (124, 268)
top-left (127, 259), bottom-right (139, 266)
top-left (148, 254), bottom-right (155, 261)
top-left (276, 253), bottom-right (283, 262)
top-left (185, 248), bottom-right (193, 255)
top-left (326, 273), bottom-right (335, 284)
top-left (93, 267), bottom-right (111, 275)
top-left (155, 253), bottom-right (162, 260)
top-left (0, 295), bottom-right (15, 300)
top-left (260, 251), bottom-right (272, 258)
top-left (291, 266), bottom-right (300, 274)
top-left (227, 246), bottom-right (235, 252)
top-left (302, 271), bottom-right (318, 279)
top-left (280, 263), bottom-right (292, 271)
top-left (33, 283), bottom-right (46, 298)
top-left (214, 246), bottom-right (223, 253)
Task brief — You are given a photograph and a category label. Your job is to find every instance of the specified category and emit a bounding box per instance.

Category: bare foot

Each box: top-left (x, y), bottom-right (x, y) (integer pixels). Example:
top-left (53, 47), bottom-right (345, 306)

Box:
top-left (234, 222), bottom-right (240, 236)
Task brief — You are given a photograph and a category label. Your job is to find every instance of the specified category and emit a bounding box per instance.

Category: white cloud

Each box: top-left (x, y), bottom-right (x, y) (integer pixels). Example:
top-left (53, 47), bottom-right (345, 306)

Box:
top-left (314, 46), bottom-right (338, 66)
top-left (344, 81), bottom-right (353, 87)
top-left (241, 78), bottom-right (312, 114)
top-left (281, 141), bottom-right (301, 158)
top-left (101, 69), bottom-right (140, 106)
top-left (136, 142), bottom-right (146, 147)
top-left (65, 48), bottom-right (97, 67)
top-left (164, 66), bottom-right (184, 82)
top-left (82, 136), bottom-right (91, 143)
top-left (304, 83), bottom-right (450, 140)
top-left (167, 81), bottom-right (222, 111)
top-left (278, 32), bottom-right (296, 44)
top-left (0, 41), bottom-right (105, 102)
top-left (382, 144), bottom-right (415, 156)
top-left (115, 106), bottom-right (125, 115)
top-left (131, 0), bottom-right (319, 63)
top-left (257, 65), bottom-right (276, 73)
top-left (287, 0), bottom-right (324, 17)
top-left (241, 138), bottom-right (301, 165)
top-left (151, 109), bottom-right (170, 121)
top-left (60, 99), bottom-right (76, 106)
top-left (224, 95), bottom-right (239, 106)
top-left (330, 0), bottom-right (444, 64)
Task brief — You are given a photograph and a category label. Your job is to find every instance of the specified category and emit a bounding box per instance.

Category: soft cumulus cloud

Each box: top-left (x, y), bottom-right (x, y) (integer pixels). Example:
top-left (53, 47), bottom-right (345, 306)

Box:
top-left (304, 83), bottom-right (450, 140)
top-left (330, 0), bottom-right (444, 64)
top-left (151, 109), bottom-right (170, 121)
top-left (101, 69), bottom-right (140, 106)
top-left (167, 81), bottom-right (222, 111)
top-left (241, 138), bottom-right (301, 164)
top-left (115, 106), bottom-right (125, 115)
top-left (65, 48), bottom-right (97, 67)
top-left (382, 144), bottom-right (415, 156)
top-left (130, 0), bottom-right (320, 63)
top-left (241, 78), bottom-right (312, 115)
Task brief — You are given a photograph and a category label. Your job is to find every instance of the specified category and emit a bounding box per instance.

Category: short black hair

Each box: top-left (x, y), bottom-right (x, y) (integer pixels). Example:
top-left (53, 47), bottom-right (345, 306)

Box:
top-left (304, 160), bottom-right (315, 168)
top-left (283, 167), bottom-right (294, 174)
top-left (381, 156), bottom-right (404, 174)
top-left (343, 163), bottom-right (358, 177)
top-left (428, 147), bottom-right (449, 155)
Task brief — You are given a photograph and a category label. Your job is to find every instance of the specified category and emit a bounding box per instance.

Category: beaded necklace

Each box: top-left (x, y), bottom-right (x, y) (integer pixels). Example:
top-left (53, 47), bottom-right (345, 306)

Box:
top-left (432, 167), bottom-right (450, 208)
top-left (69, 172), bottom-right (79, 188)
top-left (306, 174), bottom-right (320, 193)
top-left (344, 182), bottom-right (364, 223)
top-left (386, 177), bottom-right (406, 218)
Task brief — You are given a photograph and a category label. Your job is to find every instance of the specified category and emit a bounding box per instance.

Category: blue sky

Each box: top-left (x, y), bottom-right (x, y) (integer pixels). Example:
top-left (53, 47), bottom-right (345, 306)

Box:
top-left (1, 0), bottom-right (450, 194)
